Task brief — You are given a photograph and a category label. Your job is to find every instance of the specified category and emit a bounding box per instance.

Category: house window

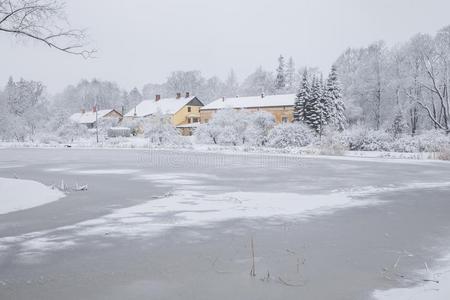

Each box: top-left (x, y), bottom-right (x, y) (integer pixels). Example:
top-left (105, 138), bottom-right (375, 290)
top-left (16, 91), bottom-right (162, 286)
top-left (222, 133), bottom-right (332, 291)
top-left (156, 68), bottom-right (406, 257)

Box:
top-left (187, 107), bottom-right (191, 112)
top-left (282, 117), bottom-right (288, 123)
top-left (192, 117), bottom-right (199, 123)
top-left (204, 119), bottom-right (209, 123)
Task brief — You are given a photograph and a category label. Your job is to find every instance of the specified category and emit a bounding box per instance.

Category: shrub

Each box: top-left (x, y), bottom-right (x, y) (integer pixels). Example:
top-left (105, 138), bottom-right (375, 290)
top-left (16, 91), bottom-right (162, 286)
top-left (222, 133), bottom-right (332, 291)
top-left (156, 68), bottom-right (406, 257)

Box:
top-left (343, 128), bottom-right (392, 151)
top-left (267, 123), bottom-right (315, 148)
top-left (318, 128), bottom-right (349, 155)
top-left (437, 146), bottom-right (450, 161)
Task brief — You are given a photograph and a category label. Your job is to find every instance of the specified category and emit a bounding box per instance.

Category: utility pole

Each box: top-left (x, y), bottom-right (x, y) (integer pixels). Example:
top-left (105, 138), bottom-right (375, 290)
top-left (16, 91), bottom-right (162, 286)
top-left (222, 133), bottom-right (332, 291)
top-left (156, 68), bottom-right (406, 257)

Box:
top-left (95, 97), bottom-right (99, 143)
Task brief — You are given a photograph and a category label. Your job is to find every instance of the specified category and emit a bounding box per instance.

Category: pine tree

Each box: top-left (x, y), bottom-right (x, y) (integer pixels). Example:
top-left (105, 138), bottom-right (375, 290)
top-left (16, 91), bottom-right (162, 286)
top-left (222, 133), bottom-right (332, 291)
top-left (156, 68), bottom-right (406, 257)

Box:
top-left (305, 76), bottom-right (322, 133)
top-left (293, 71), bottom-right (309, 122)
top-left (324, 65), bottom-right (346, 131)
top-left (274, 55), bottom-right (286, 92)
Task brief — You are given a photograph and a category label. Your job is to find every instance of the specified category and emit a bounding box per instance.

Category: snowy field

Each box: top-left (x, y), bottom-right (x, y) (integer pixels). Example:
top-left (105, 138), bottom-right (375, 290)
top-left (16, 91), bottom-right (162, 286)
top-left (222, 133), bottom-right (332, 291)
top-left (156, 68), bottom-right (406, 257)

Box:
top-left (0, 148), bottom-right (449, 299)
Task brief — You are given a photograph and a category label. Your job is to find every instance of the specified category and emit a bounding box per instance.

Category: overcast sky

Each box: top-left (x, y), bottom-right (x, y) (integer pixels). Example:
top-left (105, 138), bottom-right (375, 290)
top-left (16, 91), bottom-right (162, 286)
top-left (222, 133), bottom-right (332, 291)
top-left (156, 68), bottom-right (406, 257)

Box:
top-left (1, 0), bottom-right (450, 93)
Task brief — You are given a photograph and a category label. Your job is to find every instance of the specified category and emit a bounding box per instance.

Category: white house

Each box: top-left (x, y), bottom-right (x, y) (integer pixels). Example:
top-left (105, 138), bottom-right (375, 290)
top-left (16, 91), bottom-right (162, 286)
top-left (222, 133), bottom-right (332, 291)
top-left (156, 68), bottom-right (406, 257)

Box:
top-left (70, 108), bottom-right (122, 129)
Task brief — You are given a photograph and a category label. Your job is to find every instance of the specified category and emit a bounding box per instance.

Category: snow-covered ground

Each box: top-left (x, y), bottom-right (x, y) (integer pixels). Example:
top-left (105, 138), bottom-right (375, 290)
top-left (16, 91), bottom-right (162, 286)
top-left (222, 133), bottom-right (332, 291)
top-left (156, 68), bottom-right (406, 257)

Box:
top-left (0, 138), bottom-right (444, 162)
top-left (0, 177), bottom-right (65, 215)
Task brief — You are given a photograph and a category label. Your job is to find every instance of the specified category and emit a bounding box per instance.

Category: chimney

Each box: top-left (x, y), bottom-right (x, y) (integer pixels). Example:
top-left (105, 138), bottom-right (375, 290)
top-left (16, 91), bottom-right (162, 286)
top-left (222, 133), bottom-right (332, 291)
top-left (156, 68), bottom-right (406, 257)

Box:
top-left (176, 92), bottom-right (181, 99)
top-left (261, 93), bottom-right (265, 98)
top-left (185, 92), bottom-right (190, 98)
top-left (155, 94), bottom-right (161, 101)
top-left (92, 106), bottom-right (97, 113)
top-left (81, 108), bottom-right (85, 114)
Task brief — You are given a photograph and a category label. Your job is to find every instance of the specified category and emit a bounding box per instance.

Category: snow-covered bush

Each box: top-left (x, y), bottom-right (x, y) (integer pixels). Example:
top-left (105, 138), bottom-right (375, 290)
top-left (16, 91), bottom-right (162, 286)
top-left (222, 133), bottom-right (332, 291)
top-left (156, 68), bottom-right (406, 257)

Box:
top-left (56, 120), bottom-right (90, 143)
top-left (143, 114), bottom-right (184, 146)
top-left (415, 130), bottom-right (450, 152)
top-left (267, 123), bottom-right (315, 148)
top-left (343, 127), bottom-right (393, 151)
top-left (437, 146), bottom-right (450, 161)
top-left (317, 128), bottom-right (349, 155)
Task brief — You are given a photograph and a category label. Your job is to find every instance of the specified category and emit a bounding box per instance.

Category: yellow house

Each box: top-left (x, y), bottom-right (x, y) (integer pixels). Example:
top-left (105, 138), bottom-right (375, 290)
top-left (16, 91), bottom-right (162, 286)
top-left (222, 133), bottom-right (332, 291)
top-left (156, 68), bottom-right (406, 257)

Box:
top-left (200, 93), bottom-right (296, 123)
top-left (124, 93), bottom-right (204, 135)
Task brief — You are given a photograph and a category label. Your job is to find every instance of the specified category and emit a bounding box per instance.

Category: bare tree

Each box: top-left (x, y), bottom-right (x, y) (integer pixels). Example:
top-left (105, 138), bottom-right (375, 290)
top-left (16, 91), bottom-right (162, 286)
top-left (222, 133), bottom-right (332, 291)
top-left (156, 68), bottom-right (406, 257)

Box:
top-left (0, 0), bottom-right (94, 57)
top-left (414, 30), bottom-right (450, 133)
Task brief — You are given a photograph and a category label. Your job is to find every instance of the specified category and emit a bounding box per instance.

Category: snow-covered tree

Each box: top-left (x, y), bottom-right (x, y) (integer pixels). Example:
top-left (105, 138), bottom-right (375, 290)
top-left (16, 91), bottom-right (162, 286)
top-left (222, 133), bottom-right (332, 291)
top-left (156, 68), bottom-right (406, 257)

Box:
top-left (304, 76), bottom-right (323, 133)
top-left (274, 55), bottom-right (286, 92)
top-left (245, 111), bottom-right (276, 146)
top-left (286, 57), bottom-right (296, 92)
top-left (144, 112), bottom-right (182, 145)
top-left (224, 69), bottom-right (239, 97)
top-left (389, 109), bottom-right (408, 138)
top-left (267, 123), bottom-right (315, 148)
top-left (324, 65), bottom-right (347, 131)
top-left (124, 87), bottom-right (143, 112)
top-left (195, 109), bottom-right (274, 146)
top-left (239, 67), bottom-right (275, 96)
top-left (2, 77), bottom-right (48, 140)
top-left (55, 79), bottom-right (125, 113)
top-left (293, 71), bottom-right (310, 122)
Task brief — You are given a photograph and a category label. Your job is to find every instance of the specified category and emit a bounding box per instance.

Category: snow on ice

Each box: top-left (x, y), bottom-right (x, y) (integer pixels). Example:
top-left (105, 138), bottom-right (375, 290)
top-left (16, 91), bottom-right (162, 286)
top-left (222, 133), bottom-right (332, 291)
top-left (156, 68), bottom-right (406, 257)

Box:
top-left (0, 177), bottom-right (65, 215)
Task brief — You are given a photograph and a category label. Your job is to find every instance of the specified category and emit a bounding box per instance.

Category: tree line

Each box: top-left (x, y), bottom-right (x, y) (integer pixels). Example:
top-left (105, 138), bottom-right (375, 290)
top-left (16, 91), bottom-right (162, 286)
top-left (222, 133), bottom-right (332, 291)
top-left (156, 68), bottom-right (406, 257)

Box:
top-left (335, 25), bottom-right (450, 135)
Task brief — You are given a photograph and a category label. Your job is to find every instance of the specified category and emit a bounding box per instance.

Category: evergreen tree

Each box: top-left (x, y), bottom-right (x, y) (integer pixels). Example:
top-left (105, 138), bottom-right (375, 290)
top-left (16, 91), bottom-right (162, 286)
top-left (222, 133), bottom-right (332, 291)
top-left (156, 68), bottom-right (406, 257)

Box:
top-left (274, 55), bottom-right (286, 92)
top-left (324, 65), bottom-right (346, 131)
top-left (293, 71), bottom-right (309, 122)
top-left (305, 76), bottom-right (322, 133)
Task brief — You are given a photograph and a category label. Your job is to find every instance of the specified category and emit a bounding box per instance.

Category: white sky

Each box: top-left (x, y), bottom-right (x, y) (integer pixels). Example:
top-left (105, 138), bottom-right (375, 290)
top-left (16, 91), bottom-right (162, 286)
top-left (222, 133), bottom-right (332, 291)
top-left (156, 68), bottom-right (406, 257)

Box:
top-left (1, 0), bottom-right (450, 93)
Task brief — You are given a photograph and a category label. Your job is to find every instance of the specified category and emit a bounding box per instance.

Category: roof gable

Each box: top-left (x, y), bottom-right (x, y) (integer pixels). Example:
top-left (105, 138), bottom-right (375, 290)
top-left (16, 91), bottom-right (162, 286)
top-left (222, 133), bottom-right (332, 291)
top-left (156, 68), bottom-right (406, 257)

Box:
top-left (70, 109), bottom-right (121, 124)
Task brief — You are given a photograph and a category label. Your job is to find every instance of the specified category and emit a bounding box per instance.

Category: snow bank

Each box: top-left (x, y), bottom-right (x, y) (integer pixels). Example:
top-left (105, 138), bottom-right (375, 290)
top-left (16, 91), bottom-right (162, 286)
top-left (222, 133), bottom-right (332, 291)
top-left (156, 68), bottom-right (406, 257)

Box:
top-left (0, 177), bottom-right (65, 214)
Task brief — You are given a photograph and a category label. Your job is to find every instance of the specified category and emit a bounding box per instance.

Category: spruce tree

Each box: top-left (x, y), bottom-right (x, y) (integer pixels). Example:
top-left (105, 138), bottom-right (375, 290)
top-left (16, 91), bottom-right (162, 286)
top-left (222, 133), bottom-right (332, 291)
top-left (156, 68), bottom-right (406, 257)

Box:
top-left (274, 55), bottom-right (286, 92)
top-left (293, 71), bottom-right (309, 122)
top-left (324, 65), bottom-right (347, 131)
top-left (305, 76), bottom-right (322, 133)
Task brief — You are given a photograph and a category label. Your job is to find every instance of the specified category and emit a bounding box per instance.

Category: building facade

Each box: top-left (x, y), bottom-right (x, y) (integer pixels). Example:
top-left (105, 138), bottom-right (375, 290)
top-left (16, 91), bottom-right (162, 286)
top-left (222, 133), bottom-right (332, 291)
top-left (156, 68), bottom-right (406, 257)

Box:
top-left (200, 94), bottom-right (296, 124)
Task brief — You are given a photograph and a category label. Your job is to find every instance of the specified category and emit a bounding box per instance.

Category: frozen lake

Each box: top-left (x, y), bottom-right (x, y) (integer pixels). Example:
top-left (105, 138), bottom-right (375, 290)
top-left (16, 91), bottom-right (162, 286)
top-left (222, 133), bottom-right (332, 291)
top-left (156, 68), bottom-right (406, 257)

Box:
top-left (0, 148), bottom-right (449, 299)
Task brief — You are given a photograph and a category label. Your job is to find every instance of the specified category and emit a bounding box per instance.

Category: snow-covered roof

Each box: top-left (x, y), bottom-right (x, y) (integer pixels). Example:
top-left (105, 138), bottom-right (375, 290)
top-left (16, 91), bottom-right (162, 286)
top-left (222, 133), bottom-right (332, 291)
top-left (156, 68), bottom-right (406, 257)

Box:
top-left (201, 94), bottom-right (296, 110)
top-left (69, 109), bottom-right (118, 124)
top-left (124, 96), bottom-right (197, 118)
